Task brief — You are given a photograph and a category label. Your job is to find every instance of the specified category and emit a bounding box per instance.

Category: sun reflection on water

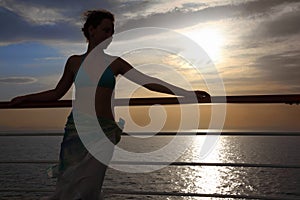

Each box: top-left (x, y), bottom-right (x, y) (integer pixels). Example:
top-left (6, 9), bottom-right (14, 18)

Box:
top-left (173, 136), bottom-right (258, 198)
top-left (190, 136), bottom-right (225, 194)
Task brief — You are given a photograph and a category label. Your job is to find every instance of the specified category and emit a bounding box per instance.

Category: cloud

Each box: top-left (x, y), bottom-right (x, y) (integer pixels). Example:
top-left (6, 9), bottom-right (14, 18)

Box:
top-left (255, 8), bottom-right (300, 38)
top-left (230, 1), bottom-right (300, 50)
top-left (1, 2), bottom-right (66, 25)
top-left (0, 76), bottom-right (37, 84)
top-left (116, 5), bottom-right (236, 32)
top-left (1, 0), bottom-right (299, 44)
top-left (253, 50), bottom-right (300, 85)
top-left (0, 0), bottom-right (115, 44)
top-left (115, 0), bottom-right (300, 32)
top-left (0, 7), bottom-right (83, 44)
top-left (221, 49), bottom-right (300, 94)
top-left (0, 0), bottom-right (113, 19)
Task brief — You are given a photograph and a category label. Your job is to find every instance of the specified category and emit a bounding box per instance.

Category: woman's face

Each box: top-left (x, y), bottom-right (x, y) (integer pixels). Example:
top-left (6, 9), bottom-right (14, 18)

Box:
top-left (89, 18), bottom-right (114, 48)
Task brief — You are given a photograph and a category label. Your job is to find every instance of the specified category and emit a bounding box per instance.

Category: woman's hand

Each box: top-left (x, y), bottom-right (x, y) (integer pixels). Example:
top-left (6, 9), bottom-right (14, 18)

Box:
top-left (194, 90), bottom-right (211, 103)
top-left (9, 96), bottom-right (27, 106)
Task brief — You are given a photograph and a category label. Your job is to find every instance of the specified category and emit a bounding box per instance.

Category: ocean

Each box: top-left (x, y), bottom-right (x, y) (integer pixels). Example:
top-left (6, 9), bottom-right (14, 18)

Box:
top-left (0, 134), bottom-right (300, 200)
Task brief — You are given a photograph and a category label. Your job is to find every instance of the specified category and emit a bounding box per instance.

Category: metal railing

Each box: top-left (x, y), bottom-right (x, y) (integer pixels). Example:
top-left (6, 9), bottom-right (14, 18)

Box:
top-left (1, 94), bottom-right (299, 109)
top-left (1, 94), bottom-right (300, 199)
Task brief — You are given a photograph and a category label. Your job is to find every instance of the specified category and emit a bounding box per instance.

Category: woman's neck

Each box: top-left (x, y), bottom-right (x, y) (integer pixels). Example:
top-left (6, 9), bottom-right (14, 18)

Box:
top-left (87, 42), bottom-right (105, 54)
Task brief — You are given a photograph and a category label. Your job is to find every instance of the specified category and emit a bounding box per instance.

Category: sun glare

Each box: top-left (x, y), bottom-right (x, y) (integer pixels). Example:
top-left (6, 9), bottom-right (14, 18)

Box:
top-left (184, 28), bottom-right (224, 62)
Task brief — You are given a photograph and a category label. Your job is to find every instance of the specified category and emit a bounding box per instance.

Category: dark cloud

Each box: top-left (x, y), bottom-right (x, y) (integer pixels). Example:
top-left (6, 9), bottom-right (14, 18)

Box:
top-left (1, 0), bottom-right (113, 14)
top-left (234, 1), bottom-right (300, 49)
top-left (219, 48), bottom-right (300, 94)
top-left (0, 0), bottom-right (115, 43)
top-left (255, 11), bottom-right (300, 38)
top-left (224, 54), bottom-right (300, 94)
top-left (251, 50), bottom-right (300, 87)
top-left (0, 76), bottom-right (37, 84)
top-left (236, 0), bottom-right (297, 17)
top-left (116, 0), bottom-right (300, 32)
top-left (1, 0), bottom-right (300, 43)
top-left (0, 7), bottom-right (83, 43)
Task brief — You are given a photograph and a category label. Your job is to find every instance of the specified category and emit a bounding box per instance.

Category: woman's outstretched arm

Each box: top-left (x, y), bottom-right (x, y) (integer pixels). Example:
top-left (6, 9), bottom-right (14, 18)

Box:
top-left (10, 57), bottom-right (76, 105)
top-left (113, 57), bottom-right (210, 100)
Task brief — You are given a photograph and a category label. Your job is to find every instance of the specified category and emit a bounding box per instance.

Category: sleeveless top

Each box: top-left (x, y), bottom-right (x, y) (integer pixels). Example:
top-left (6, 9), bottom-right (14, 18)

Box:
top-left (74, 54), bottom-right (116, 90)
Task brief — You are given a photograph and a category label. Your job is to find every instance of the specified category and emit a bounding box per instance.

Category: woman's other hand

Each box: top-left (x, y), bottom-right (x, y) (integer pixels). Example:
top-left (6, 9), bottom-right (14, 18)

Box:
top-left (9, 96), bottom-right (27, 106)
top-left (194, 90), bottom-right (211, 103)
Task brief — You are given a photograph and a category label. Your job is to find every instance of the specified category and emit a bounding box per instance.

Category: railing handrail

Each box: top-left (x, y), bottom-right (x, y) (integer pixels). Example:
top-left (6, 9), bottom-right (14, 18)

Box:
top-left (0, 188), bottom-right (296, 200)
top-left (1, 160), bottom-right (299, 169)
top-left (1, 131), bottom-right (300, 137)
top-left (0, 94), bottom-right (299, 109)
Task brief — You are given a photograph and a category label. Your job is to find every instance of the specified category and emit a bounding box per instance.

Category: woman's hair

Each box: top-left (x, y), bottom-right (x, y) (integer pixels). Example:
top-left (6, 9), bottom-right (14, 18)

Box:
top-left (82, 10), bottom-right (115, 41)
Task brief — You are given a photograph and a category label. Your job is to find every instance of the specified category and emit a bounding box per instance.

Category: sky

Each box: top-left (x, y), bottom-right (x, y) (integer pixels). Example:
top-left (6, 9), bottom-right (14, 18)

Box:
top-left (0, 0), bottom-right (300, 132)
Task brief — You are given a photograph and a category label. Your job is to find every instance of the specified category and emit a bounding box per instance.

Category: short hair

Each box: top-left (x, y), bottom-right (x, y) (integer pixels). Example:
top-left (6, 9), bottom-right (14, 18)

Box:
top-left (81, 10), bottom-right (115, 41)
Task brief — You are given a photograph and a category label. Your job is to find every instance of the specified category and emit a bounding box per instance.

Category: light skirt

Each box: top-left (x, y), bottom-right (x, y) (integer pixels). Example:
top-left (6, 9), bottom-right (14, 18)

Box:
top-left (44, 112), bottom-right (122, 200)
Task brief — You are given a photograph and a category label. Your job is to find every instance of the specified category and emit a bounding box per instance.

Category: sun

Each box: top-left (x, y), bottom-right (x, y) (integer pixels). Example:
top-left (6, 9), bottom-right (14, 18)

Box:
top-left (184, 27), bottom-right (224, 62)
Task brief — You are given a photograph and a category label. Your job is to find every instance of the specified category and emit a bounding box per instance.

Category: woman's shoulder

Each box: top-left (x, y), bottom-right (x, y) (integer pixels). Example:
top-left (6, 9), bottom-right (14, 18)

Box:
top-left (67, 54), bottom-right (86, 63)
top-left (65, 54), bottom-right (86, 74)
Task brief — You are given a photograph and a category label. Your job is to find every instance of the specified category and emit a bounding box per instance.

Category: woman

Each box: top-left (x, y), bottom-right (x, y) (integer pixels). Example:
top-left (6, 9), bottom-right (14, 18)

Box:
top-left (10, 10), bottom-right (210, 200)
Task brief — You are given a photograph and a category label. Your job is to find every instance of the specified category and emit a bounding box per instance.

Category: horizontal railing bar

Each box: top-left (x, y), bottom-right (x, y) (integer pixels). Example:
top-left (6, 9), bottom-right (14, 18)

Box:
top-left (1, 160), bottom-right (299, 169)
top-left (1, 132), bottom-right (300, 137)
top-left (0, 188), bottom-right (296, 200)
top-left (0, 94), bottom-right (299, 109)
top-left (125, 132), bottom-right (300, 136)
top-left (108, 190), bottom-right (297, 200)
top-left (0, 132), bottom-right (63, 136)
top-left (112, 161), bottom-right (300, 169)
top-left (0, 160), bottom-right (58, 164)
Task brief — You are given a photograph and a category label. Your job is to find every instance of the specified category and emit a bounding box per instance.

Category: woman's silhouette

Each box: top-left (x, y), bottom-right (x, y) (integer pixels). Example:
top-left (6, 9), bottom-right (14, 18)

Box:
top-left (10, 9), bottom-right (210, 200)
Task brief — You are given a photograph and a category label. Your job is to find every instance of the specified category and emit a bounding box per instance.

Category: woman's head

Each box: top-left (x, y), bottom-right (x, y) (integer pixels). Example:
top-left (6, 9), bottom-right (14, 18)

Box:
top-left (82, 10), bottom-right (115, 42)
